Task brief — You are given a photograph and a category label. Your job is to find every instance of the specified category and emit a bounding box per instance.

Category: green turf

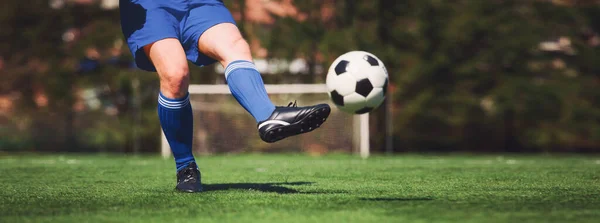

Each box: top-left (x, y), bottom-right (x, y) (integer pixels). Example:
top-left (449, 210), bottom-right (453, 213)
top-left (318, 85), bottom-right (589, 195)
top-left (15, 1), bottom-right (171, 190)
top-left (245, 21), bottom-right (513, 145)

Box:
top-left (1, 154), bottom-right (599, 223)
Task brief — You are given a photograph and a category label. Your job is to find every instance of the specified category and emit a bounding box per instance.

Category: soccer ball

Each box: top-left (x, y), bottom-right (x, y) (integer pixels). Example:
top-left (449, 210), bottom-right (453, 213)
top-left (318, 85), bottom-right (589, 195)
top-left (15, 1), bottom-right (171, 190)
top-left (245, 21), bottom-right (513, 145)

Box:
top-left (326, 51), bottom-right (388, 114)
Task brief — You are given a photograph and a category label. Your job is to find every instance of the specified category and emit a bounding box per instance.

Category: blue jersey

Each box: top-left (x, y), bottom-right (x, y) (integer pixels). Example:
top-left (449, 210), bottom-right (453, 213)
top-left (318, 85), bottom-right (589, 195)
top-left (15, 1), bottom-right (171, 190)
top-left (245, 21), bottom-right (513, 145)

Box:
top-left (119, 0), bottom-right (236, 71)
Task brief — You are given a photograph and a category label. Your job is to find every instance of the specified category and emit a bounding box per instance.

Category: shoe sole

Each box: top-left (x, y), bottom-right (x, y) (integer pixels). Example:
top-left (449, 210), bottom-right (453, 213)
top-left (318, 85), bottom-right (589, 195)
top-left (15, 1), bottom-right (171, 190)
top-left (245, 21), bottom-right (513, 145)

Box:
top-left (175, 186), bottom-right (203, 193)
top-left (262, 105), bottom-right (331, 143)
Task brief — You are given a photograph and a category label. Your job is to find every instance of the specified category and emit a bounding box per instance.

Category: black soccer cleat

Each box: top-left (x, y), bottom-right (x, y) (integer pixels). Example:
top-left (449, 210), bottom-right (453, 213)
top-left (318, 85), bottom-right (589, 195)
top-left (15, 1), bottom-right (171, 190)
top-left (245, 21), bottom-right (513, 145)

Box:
top-left (175, 162), bottom-right (203, 193)
top-left (258, 101), bottom-right (331, 143)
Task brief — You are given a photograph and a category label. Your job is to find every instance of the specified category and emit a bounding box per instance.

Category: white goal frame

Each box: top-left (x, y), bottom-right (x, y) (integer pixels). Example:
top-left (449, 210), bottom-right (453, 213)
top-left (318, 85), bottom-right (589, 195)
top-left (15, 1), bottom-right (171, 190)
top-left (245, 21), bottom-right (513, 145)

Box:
top-left (160, 84), bottom-right (371, 158)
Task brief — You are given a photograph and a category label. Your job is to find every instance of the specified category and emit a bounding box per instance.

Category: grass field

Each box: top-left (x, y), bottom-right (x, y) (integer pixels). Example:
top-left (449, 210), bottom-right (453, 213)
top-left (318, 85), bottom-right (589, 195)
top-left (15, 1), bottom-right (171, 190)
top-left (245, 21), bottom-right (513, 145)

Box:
top-left (1, 154), bottom-right (599, 223)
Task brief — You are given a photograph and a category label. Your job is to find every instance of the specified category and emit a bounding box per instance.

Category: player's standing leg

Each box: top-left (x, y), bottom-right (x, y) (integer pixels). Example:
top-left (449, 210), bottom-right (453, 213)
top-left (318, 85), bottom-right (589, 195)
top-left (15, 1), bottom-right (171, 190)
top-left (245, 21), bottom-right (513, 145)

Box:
top-left (197, 23), bottom-right (331, 143)
top-left (120, 0), bottom-right (201, 193)
top-left (143, 39), bottom-right (202, 193)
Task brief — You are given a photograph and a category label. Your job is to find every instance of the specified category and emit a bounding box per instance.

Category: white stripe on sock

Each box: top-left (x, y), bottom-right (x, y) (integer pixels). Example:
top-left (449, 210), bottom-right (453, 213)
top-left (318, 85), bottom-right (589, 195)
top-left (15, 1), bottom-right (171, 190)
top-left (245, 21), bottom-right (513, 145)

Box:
top-left (225, 61), bottom-right (258, 80)
top-left (159, 99), bottom-right (189, 109)
top-left (158, 94), bottom-right (189, 104)
top-left (158, 96), bottom-right (189, 106)
top-left (158, 94), bottom-right (190, 109)
top-left (158, 101), bottom-right (189, 109)
top-left (158, 97), bottom-right (188, 106)
top-left (225, 61), bottom-right (256, 74)
top-left (225, 64), bottom-right (257, 77)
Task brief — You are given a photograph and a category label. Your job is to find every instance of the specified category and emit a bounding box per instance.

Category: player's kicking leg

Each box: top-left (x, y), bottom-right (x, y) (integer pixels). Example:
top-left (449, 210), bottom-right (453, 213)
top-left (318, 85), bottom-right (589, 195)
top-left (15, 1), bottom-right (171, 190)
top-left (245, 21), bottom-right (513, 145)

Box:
top-left (144, 39), bottom-right (202, 193)
top-left (198, 23), bottom-right (331, 143)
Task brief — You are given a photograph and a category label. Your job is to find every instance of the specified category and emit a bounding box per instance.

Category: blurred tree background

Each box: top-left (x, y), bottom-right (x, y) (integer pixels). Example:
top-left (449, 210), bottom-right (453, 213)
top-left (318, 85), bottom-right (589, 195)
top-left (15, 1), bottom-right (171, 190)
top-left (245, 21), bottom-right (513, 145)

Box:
top-left (0, 0), bottom-right (599, 153)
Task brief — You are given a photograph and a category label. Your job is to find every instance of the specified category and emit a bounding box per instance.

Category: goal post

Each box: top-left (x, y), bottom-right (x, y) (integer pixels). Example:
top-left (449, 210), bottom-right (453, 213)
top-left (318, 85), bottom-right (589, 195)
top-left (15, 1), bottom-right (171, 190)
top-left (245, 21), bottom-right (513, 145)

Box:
top-left (161, 84), bottom-right (370, 158)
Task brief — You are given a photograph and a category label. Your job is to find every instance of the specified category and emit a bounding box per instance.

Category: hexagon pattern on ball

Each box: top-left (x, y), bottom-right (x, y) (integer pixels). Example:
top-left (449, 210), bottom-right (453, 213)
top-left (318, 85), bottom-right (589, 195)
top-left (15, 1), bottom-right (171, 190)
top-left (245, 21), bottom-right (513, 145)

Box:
top-left (367, 65), bottom-right (387, 87)
top-left (326, 51), bottom-right (388, 114)
top-left (365, 88), bottom-right (385, 108)
top-left (334, 60), bottom-right (349, 75)
top-left (364, 55), bottom-right (379, 66)
top-left (326, 72), bottom-right (357, 96)
top-left (329, 90), bottom-right (344, 106)
top-left (341, 93), bottom-right (367, 113)
top-left (355, 79), bottom-right (374, 97)
top-left (345, 58), bottom-right (369, 80)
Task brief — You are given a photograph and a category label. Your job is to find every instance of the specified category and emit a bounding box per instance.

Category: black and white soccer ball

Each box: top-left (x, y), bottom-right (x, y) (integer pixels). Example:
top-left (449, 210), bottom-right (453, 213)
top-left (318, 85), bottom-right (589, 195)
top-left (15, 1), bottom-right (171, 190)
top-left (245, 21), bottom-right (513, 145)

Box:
top-left (326, 51), bottom-right (388, 114)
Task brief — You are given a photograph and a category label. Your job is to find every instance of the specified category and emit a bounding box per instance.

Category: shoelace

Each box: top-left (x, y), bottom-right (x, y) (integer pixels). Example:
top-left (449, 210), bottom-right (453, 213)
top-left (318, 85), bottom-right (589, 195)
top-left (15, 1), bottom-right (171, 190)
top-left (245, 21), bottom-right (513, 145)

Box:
top-left (287, 100), bottom-right (298, 107)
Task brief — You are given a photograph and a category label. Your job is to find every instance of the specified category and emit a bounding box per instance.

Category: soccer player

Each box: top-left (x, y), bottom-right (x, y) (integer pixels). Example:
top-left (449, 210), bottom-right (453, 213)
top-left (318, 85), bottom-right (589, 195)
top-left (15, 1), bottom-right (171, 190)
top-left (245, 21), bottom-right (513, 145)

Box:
top-left (119, 0), bottom-right (331, 193)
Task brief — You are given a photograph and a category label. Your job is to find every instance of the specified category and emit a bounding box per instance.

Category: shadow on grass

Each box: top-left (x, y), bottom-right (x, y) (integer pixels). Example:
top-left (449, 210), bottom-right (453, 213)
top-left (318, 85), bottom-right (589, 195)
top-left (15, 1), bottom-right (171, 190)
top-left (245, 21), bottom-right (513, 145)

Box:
top-left (202, 182), bottom-right (314, 194)
top-left (360, 197), bottom-right (434, 201)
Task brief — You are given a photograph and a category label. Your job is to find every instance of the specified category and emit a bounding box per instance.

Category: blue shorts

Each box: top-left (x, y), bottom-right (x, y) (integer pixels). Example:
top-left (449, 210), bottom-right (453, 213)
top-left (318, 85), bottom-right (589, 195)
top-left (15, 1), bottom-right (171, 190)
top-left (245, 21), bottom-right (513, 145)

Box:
top-left (119, 0), bottom-right (236, 71)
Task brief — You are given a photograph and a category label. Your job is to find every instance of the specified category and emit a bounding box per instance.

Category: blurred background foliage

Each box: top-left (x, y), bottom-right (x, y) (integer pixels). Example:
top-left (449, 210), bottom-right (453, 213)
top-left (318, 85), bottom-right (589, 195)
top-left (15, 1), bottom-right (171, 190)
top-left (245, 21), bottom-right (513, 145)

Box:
top-left (1, 0), bottom-right (599, 153)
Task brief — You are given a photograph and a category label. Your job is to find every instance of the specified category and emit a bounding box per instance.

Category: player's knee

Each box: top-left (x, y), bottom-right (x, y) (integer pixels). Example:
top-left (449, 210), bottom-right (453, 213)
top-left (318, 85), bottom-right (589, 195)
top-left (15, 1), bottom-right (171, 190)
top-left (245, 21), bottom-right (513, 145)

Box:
top-left (219, 36), bottom-right (251, 63)
top-left (160, 65), bottom-right (190, 98)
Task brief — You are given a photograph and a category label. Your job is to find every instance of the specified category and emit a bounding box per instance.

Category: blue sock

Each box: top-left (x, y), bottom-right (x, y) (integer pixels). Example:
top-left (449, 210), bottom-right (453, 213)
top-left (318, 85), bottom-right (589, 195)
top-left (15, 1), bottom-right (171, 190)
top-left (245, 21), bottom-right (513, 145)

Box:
top-left (158, 92), bottom-right (195, 171)
top-left (225, 60), bottom-right (276, 123)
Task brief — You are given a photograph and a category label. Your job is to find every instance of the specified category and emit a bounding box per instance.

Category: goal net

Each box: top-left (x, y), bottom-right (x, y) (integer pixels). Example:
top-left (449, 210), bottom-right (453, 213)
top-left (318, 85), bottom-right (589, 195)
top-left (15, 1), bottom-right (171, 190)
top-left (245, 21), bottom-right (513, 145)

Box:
top-left (161, 84), bottom-right (371, 157)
